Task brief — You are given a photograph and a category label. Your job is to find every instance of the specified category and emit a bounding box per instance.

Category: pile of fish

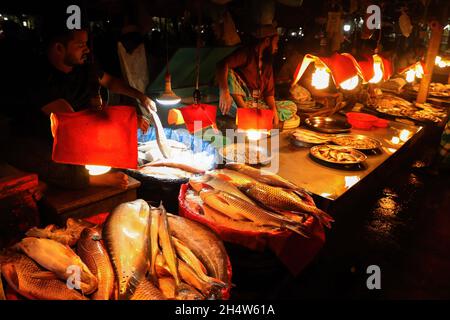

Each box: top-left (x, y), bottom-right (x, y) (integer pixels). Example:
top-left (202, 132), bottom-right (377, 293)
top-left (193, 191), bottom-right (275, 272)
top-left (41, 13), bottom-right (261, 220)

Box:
top-left (184, 163), bottom-right (333, 237)
top-left (0, 200), bottom-right (230, 300)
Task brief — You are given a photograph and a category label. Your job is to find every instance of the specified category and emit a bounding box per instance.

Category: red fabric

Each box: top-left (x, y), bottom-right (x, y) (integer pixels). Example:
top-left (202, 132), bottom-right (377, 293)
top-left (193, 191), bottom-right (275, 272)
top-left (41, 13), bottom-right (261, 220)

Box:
top-left (236, 108), bottom-right (273, 131)
top-left (178, 184), bottom-right (326, 276)
top-left (179, 104), bottom-right (217, 133)
top-left (51, 106), bottom-right (138, 169)
top-left (83, 212), bottom-right (110, 226)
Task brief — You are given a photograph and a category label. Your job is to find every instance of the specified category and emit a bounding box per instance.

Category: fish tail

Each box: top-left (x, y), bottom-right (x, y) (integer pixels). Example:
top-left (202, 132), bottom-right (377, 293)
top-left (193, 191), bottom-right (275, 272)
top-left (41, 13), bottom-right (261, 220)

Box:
top-left (284, 224), bottom-right (310, 239)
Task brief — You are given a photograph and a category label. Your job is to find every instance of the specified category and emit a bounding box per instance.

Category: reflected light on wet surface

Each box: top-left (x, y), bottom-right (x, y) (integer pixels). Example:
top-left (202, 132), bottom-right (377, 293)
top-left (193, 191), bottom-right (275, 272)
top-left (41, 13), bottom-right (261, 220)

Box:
top-left (399, 129), bottom-right (412, 142)
top-left (391, 136), bottom-right (400, 145)
top-left (345, 176), bottom-right (360, 189)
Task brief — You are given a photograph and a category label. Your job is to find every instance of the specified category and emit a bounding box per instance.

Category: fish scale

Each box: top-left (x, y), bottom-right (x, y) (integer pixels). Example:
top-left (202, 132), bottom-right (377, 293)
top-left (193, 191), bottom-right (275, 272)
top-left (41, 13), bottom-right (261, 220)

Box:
top-left (1, 254), bottom-right (88, 300)
top-left (103, 199), bottom-right (151, 300)
top-left (77, 228), bottom-right (115, 300)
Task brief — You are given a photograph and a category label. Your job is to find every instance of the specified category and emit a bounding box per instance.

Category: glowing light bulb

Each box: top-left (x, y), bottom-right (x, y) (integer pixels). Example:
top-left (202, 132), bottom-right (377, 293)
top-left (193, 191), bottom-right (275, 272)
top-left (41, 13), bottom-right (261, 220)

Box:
top-left (85, 165), bottom-right (111, 176)
top-left (369, 61), bottom-right (383, 84)
top-left (312, 67), bottom-right (330, 90)
top-left (415, 64), bottom-right (424, 78)
top-left (343, 24), bottom-right (351, 32)
top-left (247, 130), bottom-right (263, 141)
top-left (405, 69), bottom-right (415, 83)
top-left (340, 76), bottom-right (359, 90)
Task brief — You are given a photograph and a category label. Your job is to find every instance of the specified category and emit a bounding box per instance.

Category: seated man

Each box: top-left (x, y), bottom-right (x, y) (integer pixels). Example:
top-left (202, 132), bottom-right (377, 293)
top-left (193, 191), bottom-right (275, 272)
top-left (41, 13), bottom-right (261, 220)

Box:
top-left (216, 24), bottom-right (297, 128)
top-left (5, 23), bottom-right (156, 190)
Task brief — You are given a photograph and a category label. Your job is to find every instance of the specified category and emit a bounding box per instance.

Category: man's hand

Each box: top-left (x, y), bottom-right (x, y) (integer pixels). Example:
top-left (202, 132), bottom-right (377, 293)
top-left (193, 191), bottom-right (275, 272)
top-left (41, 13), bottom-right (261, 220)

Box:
top-left (137, 116), bottom-right (150, 133)
top-left (139, 95), bottom-right (157, 113)
top-left (219, 90), bottom-right (233, 115)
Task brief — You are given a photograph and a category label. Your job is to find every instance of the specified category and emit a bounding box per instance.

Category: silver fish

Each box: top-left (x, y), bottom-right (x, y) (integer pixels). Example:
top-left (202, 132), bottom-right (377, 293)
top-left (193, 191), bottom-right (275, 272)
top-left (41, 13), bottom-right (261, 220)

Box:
top-left (103, 199), bottom-right (151, 300)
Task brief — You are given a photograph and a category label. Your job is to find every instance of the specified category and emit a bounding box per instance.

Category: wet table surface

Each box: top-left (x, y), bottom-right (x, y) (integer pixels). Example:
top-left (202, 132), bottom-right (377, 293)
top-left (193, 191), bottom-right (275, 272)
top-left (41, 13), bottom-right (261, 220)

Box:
top-left (268, 120), bottom-right (423, 202)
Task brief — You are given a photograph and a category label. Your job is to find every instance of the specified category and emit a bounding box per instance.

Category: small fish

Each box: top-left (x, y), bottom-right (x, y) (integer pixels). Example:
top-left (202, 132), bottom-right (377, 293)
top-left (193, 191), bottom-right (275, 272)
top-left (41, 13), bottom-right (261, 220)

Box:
top-left (155, 254), bottom-right (223, 299)
top-left (166, 214), bottom-right (230, 288)
top-left (1, 254), bottom-right (88, 300)
top-left (77, 228), bottom-right (115, 300)
top-left (157, 277), bottom-right (204, 300)
top-left (149, 207), bottom-right (161, 283)
top-left (201, 204), bottom-right (277, 234)
top-left (16, 237), bottom-right (98, 295)
top-left (103, 199), bottom-right (151, 300)
top-left (158, 204), bottom-right (181, 289)
top-left (225, 163), bottom-right (299, 190)
top-left (144, 161), bottom-right (205, 174)
top-left (173, 237), bottom-right (225, 288)
top-left (200, 190), bottom-right (309, 237)
top-left (238, 182), bottom-right (334, 228)
top-left (130, 278), bottom-right (166, 300)
top-left (189, 174), bottom-right (256, 204)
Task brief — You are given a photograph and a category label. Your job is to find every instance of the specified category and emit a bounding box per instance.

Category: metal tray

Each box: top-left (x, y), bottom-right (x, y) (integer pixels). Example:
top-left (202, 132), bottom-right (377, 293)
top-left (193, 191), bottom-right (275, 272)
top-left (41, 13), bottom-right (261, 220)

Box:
top-left (331, 134), bottom-right (382, 151)
top-left (218, 143), bottom-right (273, 166)
top-left (305, 117), bottom-right (352, 133)
top-left (310, 145), bottom-right (367, 165)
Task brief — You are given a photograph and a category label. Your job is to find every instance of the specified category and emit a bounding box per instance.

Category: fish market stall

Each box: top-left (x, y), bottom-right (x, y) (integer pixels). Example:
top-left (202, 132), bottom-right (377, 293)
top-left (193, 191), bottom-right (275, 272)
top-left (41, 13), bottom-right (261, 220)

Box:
top-left (126, 127), bottom-right (217, 213)
top-left (277, 114), bottom-right (427, 213)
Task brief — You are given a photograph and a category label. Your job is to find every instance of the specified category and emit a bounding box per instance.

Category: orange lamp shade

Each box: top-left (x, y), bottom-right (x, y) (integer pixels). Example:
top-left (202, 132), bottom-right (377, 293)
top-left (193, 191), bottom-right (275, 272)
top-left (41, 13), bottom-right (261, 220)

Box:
top-left (51, 106), bottom-right (138, 169)
top-left (293, 53), bottom-right (359, 89)
top-left (236, 108), bottom-right (273, 131)
top-left (174, 104), bottom-right (217, 133)
top-left (320, 52), bottom-right (359, 86)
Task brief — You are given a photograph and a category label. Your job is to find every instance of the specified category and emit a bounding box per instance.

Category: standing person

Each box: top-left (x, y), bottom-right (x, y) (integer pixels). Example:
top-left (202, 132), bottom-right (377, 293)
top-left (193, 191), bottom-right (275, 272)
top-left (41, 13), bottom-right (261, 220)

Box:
top-left (5, 23), bottom-right (157, 190)
top-left (216, 24), bottom-right (297, 128)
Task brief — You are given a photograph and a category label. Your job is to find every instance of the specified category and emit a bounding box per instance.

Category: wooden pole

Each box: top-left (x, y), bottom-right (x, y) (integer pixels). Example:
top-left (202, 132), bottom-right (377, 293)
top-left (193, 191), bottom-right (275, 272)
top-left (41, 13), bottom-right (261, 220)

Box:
top-left (416, 21), bottom-right (443, 104)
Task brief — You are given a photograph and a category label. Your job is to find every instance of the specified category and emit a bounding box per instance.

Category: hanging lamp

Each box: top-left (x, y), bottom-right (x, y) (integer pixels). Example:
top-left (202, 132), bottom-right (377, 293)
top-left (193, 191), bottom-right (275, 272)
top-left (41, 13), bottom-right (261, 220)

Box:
top-left (156, 19), bottom-right (181, 106)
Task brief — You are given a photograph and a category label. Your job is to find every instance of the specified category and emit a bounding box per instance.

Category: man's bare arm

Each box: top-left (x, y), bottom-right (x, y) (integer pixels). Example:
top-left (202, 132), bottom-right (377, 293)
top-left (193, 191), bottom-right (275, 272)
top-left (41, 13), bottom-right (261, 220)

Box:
top-left (99, 72), bottom-right (156, 114)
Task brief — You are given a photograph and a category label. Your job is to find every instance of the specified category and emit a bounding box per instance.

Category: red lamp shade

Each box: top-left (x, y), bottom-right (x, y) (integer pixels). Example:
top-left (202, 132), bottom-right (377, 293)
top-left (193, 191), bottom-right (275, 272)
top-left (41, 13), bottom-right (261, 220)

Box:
top-left (320, 52), bottom-right (359, 85)
top-left (178, 104), bottom-right (217, 133)
top-left (51, 106), bottom-right (138, 169)
top-left (292, 53), bottom-right (359, 88)
top-left (236, 108), bottom-right (273, 131)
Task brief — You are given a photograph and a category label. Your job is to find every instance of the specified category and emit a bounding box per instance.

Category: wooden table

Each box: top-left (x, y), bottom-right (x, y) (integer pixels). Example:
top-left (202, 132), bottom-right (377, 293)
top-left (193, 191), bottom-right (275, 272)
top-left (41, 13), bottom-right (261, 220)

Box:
top-left (41, 175), bottom-right (141, 224)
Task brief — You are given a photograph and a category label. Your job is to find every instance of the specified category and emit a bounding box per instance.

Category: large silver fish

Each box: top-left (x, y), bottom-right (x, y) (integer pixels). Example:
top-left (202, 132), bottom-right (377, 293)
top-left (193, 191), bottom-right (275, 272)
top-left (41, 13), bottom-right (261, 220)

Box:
top-left (102, 199), bottom-right (151, 300)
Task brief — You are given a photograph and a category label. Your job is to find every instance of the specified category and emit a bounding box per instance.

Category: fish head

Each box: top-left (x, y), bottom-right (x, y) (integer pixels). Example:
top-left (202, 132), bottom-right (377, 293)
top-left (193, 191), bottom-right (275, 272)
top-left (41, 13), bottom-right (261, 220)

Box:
top-left (1, 263), bottom-right (19, 291)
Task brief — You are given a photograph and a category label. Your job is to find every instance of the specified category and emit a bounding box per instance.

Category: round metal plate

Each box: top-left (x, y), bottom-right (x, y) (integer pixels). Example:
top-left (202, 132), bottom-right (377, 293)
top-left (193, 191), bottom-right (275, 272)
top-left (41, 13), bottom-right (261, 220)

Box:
top-left (310, 145), bottom-right (367, 165)
top-left (331, 134), bottom-right (382, 151)
top-left (218, 143), bottom-right (273, 166)
top-left (305, 117), bottom-right (352, 133)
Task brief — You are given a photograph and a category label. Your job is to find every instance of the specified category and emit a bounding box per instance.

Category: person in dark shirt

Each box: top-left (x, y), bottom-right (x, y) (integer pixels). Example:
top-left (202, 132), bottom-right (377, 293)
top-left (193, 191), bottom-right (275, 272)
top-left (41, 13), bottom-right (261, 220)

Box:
top-left (216, 24), bottom-right (297, 127)
top-left (6, 27), bottom-right (157, 189)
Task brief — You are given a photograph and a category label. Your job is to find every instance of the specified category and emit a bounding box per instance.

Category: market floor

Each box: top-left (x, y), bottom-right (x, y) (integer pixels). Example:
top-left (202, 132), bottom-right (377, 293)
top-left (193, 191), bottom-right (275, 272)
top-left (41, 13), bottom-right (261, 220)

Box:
top-left (228, 161), bottom-right (450, 300)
